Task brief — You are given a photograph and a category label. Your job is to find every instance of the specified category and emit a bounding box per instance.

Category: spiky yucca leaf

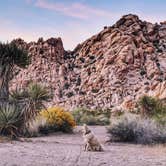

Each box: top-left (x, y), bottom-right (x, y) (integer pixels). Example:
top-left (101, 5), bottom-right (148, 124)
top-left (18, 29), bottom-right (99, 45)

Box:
top-left (9, 83), bottom-right (52, 133)
top-left (0, 103), bottom-right (23, 138)
top-left (10, 89), bottom-right (29, 101)
top-left (138, 95), bottom-right (166, 118)
top-left (27, 83), bottom-right (51, 105)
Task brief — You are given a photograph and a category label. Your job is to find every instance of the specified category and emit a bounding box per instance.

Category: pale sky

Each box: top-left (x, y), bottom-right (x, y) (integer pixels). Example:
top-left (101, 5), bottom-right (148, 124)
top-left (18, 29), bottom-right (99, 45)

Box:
top-left (1, 0), bottom-right (166, 50)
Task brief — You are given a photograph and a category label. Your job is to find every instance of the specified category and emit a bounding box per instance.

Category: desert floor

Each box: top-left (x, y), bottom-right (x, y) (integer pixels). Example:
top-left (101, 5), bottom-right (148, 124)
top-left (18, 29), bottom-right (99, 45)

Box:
top-left (0, 126), bottom-right (166, 166)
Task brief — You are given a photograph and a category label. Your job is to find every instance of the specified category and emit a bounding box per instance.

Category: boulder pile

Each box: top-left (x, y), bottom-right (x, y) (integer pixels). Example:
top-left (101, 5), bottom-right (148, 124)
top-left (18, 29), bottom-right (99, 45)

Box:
top-left (11, 14), bottom-right (166, 110)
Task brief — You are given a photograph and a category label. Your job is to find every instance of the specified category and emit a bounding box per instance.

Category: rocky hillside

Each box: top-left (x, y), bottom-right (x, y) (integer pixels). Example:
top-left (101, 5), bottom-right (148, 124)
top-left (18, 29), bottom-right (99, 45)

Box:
top-left (11, 14), bottom-right (166, 110)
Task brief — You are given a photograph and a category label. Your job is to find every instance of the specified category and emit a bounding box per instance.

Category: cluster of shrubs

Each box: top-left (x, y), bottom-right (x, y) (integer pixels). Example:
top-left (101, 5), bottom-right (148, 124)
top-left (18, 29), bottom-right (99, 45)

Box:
top-left (72, 108), bottom-right (111, 125)
top-left (0, 83), bottom-right (76, 139)
top-left (0, 42), bottom-right (76, 140)
top-left (0, 83), bottom-right (50, 138)
top-left (107, 95), bottom-right (166, 144)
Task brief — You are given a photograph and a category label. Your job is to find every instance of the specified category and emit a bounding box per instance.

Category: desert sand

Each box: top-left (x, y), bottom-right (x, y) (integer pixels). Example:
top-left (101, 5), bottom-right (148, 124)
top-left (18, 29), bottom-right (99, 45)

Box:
top-left (0, 126), bottom-right (166, 166)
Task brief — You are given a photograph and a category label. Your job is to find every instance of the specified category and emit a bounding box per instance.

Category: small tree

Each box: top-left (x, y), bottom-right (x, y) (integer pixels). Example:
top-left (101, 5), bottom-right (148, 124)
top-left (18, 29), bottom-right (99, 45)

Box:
top-left (0, 42), bottom-right (29, 101)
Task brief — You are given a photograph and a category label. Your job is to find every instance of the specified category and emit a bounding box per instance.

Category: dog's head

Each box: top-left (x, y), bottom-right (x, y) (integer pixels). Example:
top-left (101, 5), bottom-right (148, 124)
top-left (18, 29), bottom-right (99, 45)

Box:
top-left (82, 124), bottom-right (91, 135)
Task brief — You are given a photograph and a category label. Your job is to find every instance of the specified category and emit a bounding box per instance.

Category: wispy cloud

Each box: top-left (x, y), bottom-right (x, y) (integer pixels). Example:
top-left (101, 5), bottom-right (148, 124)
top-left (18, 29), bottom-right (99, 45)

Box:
top-left (34, 0), bottom-right (113, 20)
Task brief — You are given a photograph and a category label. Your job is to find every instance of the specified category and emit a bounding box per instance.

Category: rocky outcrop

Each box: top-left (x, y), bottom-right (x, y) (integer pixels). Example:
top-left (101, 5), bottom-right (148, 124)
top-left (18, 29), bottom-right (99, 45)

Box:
top-left (10, 37), bottom-right (65, 107)
top-left (148, 81), bottom-right (166, 100)
top-left (10, 14), bottom-right (166, 110)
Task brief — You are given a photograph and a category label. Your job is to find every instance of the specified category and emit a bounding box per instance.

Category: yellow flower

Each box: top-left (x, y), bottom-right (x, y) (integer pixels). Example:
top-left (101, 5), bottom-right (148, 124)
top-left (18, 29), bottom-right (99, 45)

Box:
top-left (40, 107), bottom-right (76, 128)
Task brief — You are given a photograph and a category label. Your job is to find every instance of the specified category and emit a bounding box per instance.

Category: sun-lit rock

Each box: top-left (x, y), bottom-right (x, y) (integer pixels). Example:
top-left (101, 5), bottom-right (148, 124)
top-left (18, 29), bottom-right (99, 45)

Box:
top-left (10, 14), bottom-right (166, 110)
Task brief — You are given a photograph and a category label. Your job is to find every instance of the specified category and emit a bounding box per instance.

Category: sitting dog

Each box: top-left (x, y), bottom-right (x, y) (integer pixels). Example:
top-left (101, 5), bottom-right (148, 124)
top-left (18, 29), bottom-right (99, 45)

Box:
top-left (82, 124), bottom-right (104, 152)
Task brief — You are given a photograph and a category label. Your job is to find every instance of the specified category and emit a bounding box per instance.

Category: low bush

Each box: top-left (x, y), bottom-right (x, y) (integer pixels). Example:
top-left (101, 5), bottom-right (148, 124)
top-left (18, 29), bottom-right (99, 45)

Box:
top-left (0, 103), bottom-right (24, 139)
top-left (138, 95), bottom-right (166, 116)
top-left (9, 83), bottom-right (52, 136)
top-left (40, 107), bottom-right (76, 133)
top-left (27, 116), bottom-right (47, 136)
top-left (138, 95), bottom-right (166, 125)
top-left (72, 108), bottom-right (110, 125)
top-left (107, 113), bottom-right (166, 144)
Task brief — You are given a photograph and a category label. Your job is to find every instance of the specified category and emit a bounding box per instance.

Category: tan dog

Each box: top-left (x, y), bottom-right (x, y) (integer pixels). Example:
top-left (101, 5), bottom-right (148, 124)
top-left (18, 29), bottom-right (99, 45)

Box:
top-left (82, 124), bottom-right (104, 152)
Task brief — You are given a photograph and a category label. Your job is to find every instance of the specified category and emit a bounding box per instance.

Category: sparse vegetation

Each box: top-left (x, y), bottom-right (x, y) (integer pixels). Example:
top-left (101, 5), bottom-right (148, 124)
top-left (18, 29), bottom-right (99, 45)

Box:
top-left (10, 83), bottom-right (52, 135)
top-left (138, 95), bottom-right (166, 125)
top-left (107, 113), bottom-right (166, 144)
top-left (72, 108), bottom-right (110, 125)
top-left (40, 107), bottom-right (76, 133)
top-left (107, 96), bottom-right (166, 144)
top-left (0, 103), bottom-right (24, 139)
top-left (0, 82), bottom-right (52, 138)
top-left (0, 42), bottom-right (29, 101)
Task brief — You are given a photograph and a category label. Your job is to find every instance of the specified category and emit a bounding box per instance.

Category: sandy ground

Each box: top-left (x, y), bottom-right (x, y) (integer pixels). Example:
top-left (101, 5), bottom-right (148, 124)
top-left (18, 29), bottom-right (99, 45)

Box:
top-left (0, 126), bottom-right (166, 166)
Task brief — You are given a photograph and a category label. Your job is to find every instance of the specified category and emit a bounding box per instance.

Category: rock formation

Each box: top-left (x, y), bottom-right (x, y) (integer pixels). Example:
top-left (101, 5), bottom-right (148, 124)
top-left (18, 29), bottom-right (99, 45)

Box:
top-left (10, 14), bottom-right (166, 110)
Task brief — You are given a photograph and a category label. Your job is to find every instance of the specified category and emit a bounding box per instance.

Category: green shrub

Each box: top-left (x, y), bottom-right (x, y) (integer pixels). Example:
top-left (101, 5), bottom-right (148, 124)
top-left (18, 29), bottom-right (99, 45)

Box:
top-left (10, 83), bottom-right (51, 129)
top-left (81, 114), bottom-right (99, 125)
top-left (0, 103), bottom-right (24, 139)
top-left (107, 113), bottom-right (166, 144)
top-left (138, 95), bottom-right (166, 124)
top-left (0, 42), bottom-right (29, 101)
top-left (138, 95), bottom-right (158, 116)
top-left (72, 108), bottom-right (110, 125)
top-left (6, 83), bottom-right (52, 137)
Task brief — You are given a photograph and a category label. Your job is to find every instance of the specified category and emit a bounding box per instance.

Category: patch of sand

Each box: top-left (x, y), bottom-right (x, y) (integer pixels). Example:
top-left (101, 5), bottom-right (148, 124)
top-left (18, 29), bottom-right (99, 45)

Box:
top-left (0, 126), bottom-right (166, 166)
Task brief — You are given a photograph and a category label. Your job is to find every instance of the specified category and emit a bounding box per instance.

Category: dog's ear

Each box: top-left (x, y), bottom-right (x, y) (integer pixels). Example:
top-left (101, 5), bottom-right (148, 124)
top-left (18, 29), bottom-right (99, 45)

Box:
top-left (83, 124), bottom-right (90, 132)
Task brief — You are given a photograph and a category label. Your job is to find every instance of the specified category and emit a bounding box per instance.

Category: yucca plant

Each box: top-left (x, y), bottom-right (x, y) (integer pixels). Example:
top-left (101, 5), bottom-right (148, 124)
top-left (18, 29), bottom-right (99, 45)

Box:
top-left (23, 83), bottom-right (51, 126)
top-left (10, 83), bottom-right (52, 134)
top-left (27, 83), bottom-right (51, 110)
top-left (138, 95), bottom-right (166, 121)
top-left (0, 42), bottom-right (29, 101)
top-left (138, 95), bottom-right (158, 117)
top-left (10, 88), bottom-right (29, 102)
top-left (0, 103), bottom-right (23, 139)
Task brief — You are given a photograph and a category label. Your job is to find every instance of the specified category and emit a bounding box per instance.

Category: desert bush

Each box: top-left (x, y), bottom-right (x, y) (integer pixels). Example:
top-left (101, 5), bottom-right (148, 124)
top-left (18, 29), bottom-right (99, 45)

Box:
top-left (107, 113), bottom-right (166, 144)
top-left (72, 108), bottom-right (110, 125)
top-left (0, 103), bottom-right (24, 138)
top-left (138, 95), bottom-right (164, 116)
top-left (27, 116), bottom-right (47, 136)
top-left (40, 107), bottom-right (76, 133)
top-left (138, 95), bottom-right (166, 125)
top-left (10, 83), bottom-right (51, 134)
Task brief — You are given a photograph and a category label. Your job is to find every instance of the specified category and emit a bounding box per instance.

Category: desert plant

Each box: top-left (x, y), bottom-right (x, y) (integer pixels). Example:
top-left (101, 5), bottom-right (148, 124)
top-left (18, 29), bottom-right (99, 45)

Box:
top-left (26, 83), bottom-right (51, 110)
top-left (10, 88), bottom-right (28, 102)
top-left (80, 114), bottom-right (99, 125)
top-left (72, 108), bottom-right (88, 124)
top-left (0, 42), bottom-right (29, 101)
top-left (40, 107), bottom-right (76, 133)
top-left (9, 83), bottom-right (52, 136)
top-left (72, 108), bottom-right (110, 125)
top-left (10, 83), bottom-right (51, 124)
top-left (138, 95), bottom-right (157, 117)
top-left (107, 113), bottom-right (166, 144)
top-left (0, 103), bottom-right (24, 138)
top-left (138, 95), bottom-right (166, 124)
top-left (27, 116), bottom-right (47, 136)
